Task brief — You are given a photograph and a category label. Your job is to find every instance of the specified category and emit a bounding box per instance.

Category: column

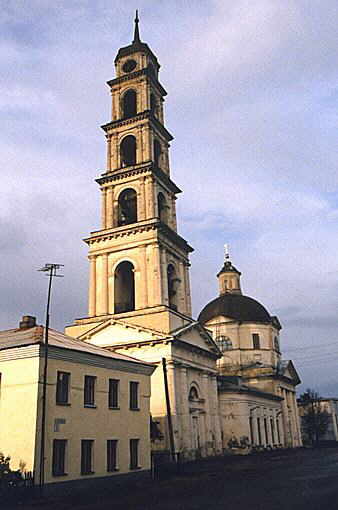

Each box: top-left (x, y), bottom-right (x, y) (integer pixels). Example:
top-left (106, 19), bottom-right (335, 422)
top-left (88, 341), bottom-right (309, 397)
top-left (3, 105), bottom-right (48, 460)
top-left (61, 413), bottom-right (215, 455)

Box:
top-left (160, 248), bottom-right (168, 306)
top-left (281, 388), bottom-right (290, 446)
top-left (101, 188), bottom-right (107, 229)
top-left (251, 410), bottom-right (259, 445)
top-left (266, 412), bottom-right (273, 446)
top-left (88, 255), bottom-right (96, 317)
top-left (106, 135), bottom-right (112, 172)
top-left (141, 245), bottom-right (148, 308)
top-left (180, 367), bottom-right (192, 451)
top-left (291, 392), bottom-right (302, 446)
top-left (111, 134), bottom-right (118, 170)
top-left (166, 361), bottom-right (178, 451)
top-left (101, 253), bottom-right (108, 315)
top-left (184, 264), bottom-right (192, 317)
top-left (202, 373), bottom-right (212, 454)
top-left (152, 244), bottom-right (162, 306)
top-left (210, 375), bottom-right (222, 453)
top-left (149, 177), bottom-right (155, 217)
top-left (140, 177), bottom-right (147, 220)
top-left (178, 261), bottom-right (187, 315)
top-left (106, 188), bottom-right (113, 228)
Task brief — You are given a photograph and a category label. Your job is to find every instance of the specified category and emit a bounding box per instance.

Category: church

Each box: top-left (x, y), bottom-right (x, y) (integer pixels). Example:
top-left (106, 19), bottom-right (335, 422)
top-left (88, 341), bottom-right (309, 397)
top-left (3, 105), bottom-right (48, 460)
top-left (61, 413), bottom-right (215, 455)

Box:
top-left (65, 14), bottom-right (302, 458)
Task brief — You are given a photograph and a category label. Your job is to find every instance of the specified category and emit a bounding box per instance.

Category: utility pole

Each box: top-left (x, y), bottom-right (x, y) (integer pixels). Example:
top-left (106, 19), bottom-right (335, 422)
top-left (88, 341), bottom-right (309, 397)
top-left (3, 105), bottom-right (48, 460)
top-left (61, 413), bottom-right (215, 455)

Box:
top-left (38, 263), bottom-right (63, 494)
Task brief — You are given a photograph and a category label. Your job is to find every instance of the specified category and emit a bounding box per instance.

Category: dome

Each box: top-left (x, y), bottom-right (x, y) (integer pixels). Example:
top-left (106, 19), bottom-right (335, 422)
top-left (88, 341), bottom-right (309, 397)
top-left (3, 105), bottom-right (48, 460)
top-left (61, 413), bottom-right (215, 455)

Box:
top-left (198, 293), bottom-right (272, 325)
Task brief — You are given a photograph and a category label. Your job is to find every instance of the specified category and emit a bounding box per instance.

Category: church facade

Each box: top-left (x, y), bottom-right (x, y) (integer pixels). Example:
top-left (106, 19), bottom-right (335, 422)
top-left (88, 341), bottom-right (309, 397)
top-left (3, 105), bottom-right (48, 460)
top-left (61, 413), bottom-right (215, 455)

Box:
top-left (66, 16), bottom-right (302, 458)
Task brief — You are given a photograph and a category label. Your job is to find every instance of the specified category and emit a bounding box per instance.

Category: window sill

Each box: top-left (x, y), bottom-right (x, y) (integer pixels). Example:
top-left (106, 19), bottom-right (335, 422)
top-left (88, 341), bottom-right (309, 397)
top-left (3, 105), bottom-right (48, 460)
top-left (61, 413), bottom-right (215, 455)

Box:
top-left (109, 406), bottom-right (120, 410)
top-left (56, 402), bottom-right (71, 407)
top-left (130, 408), bottom-right (140, 411)
top-left (130, 466), bottom-right (142, 471)
top-left (81, 471), bottom-right (95, 476)
top-left (84, 404), bottom-right (97, 409)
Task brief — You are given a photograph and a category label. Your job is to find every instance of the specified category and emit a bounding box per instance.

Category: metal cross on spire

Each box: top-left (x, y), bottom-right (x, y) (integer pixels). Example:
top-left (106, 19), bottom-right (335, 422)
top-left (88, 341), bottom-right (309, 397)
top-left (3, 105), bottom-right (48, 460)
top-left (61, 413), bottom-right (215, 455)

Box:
top-left (224, 243), bottom-right (230, 261)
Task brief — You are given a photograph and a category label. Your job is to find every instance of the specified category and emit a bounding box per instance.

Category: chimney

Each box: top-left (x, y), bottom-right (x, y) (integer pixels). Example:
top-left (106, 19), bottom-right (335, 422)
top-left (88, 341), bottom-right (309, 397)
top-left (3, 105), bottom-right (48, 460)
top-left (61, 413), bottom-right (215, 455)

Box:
top-left (19, 315), bottom-right (36, 329)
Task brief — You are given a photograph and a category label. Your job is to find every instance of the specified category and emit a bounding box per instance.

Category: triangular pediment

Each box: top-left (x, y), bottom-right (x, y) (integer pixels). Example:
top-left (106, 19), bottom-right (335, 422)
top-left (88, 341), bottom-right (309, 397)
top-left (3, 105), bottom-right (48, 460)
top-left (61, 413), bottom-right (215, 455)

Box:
top-left (279, 360), bottom-right (301, 385)
top-left (171, 321), bottom-right (221, 356)
top-left (77, 317), bottom-right (165, 348)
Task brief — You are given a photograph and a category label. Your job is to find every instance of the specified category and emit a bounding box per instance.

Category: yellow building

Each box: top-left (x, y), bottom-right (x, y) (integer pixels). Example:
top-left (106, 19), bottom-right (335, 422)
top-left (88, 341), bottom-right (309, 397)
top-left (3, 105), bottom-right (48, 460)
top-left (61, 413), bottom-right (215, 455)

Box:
top-left (0, 315), bottom-right (155, 486)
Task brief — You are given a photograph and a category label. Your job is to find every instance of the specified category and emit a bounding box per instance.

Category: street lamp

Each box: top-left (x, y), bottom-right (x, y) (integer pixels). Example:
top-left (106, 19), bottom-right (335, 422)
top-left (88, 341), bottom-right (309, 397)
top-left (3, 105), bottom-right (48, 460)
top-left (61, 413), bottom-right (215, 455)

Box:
top-left (38, 263), bottom-right (63, 493)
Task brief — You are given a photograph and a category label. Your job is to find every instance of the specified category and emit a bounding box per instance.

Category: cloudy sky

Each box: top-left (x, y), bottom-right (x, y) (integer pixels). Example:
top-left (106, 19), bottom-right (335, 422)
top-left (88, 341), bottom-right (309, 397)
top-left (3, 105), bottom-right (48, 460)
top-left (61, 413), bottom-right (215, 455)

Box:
top-left (1, 1), bottom-right (337, 395)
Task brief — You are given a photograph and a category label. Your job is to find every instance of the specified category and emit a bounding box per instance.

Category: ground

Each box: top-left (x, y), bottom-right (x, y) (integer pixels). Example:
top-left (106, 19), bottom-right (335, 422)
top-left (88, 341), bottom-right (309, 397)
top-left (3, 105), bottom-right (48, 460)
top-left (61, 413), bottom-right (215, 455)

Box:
top-left (6, 448), bottom-right (338, 510)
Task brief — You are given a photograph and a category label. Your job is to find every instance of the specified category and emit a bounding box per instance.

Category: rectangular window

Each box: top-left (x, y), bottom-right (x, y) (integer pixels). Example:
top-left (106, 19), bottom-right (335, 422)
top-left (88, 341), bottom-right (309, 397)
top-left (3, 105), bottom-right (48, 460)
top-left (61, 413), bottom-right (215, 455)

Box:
top-left (107, 440), bottom-right (118, 472)
top-left (129, 381), bottom-right (139, 410)
top-left (56, 372), bottom-right (70, 405)
top-left (81, 440), bottom-right (94, 475)
top-left (252, 333), bottom-right (260, 350)
top-left (108, 379), bottom-right (119, 409)
top-left (52, 439), bottom-right (67, 476)
top-left (129, 439), bottom-right (139, 470)
top-left (84, 376), bottom-right (96, 407)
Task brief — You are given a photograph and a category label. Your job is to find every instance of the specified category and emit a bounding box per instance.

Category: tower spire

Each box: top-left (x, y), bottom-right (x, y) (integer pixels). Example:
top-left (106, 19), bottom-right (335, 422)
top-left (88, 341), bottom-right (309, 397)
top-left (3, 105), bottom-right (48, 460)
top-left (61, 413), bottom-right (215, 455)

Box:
top-left (133, 10), bottom-right (141, 44)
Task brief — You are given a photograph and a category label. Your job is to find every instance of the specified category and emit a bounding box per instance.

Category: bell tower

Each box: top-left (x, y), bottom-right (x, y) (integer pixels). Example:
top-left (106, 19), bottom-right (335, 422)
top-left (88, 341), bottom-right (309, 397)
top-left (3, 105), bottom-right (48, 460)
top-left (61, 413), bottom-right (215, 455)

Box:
top-left (83, 13), bottom-right (193, 332)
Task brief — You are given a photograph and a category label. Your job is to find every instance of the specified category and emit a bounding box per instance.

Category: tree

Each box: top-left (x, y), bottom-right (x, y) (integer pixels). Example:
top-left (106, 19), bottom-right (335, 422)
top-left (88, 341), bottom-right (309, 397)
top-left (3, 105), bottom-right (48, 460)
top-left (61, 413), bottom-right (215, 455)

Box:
top-left (298, 389), bottom-right (330, 446)
top-left (0, 453), bottom-right (22, 488)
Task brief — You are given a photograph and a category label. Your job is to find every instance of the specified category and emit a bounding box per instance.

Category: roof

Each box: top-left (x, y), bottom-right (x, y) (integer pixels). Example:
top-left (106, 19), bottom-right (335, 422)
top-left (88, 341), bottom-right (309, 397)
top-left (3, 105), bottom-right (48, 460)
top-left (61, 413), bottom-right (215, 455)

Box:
top-left (0, 326), bottom-right (153, 368)
top-left (217, 260), bottom-right (241, 277)
top-left (198, 293), bottom-right (273, 325)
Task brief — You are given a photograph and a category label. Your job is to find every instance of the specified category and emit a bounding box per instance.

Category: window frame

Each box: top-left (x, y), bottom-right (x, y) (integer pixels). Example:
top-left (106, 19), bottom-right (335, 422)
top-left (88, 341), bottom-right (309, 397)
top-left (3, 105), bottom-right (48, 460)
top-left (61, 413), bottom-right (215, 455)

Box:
top-left (129, 438), bottom-right (140, 470)
top-left (107, 439), bottom-right (118, 472)
top-left (56, 371), bottom-right (70, 405)
top-left (52, 439), bottom-right (67, 477)
top-left (81, 439), bottom-right (94, 475)
top-left (129, 381), bottom-right (139, 411)
top-left (252, 333), bottom-right (260, 350)
top-left (84, 375), bottom-right (96, 408)
top-left (108, 379), bottom-right (120, 409)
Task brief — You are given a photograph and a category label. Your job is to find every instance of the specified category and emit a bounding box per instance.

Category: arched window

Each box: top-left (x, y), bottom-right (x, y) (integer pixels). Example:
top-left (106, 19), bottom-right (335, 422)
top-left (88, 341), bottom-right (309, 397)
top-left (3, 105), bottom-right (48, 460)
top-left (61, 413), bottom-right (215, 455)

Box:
top-left (167, 264), bottom-right (180, 311)
top-left (120, 135), bottom-right (136, 167)
top-left (154, 139), bottom-right (161, 169)
top-left (114, 261), bottom-right (135, 314)
top-left (150, 93), bottom-right (157, 115)
top-left (215, 335), bottom-right (233, 352)
top-left (122, 90), bottom-right (137, 119)
top-left (189, 387), bottom-right (199, 401)
top-left (117, 188), bottom-right (137, 226)
top-left (158, 192), bottom-right (168, 224)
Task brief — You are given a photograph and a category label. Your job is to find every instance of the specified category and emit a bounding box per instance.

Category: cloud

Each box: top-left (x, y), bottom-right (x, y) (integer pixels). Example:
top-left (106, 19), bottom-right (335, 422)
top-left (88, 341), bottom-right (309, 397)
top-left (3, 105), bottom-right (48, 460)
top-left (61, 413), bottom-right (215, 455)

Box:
top-left (1, 1), bottom-right (337, 395)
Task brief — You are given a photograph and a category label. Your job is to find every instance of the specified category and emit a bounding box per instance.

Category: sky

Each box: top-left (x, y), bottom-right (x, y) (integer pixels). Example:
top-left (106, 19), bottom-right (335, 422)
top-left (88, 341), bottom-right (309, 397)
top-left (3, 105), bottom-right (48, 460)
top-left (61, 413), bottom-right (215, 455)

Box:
top-left (1, 0), bottom-right (337, 396)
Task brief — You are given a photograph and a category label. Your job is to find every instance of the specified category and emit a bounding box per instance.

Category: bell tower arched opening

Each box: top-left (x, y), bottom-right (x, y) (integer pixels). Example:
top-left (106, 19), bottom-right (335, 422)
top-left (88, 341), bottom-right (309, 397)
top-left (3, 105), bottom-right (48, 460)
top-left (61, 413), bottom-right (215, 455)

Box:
top-left (114, 261), bottom-right (135, 314)
top-left (150, 93), bottom-right (157, 115)
top-left (158, 192), bottom-right (168, 224)
top-left (154, 139), bottom-right (161, 169)
top-left (167, 263), bottom-right (179, 311)
top-left (122, 89), bottom-right (137, 119)
top-left (117, 188), bottom-right (137, 226)
top-left (120, 135), bottom-right (136, 167)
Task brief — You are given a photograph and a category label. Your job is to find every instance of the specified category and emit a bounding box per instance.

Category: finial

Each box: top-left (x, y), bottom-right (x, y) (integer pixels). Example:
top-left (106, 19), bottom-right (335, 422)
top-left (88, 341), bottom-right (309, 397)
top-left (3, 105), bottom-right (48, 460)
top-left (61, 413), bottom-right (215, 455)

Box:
top-left (133, 9), bottom-right (141, 44)
top-left (224, 244), bottom-right (230, 262)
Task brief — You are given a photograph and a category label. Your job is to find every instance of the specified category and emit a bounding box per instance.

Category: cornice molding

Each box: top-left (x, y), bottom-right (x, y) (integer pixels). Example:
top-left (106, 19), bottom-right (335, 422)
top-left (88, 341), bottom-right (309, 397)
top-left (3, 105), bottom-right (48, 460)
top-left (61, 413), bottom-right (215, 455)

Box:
top-left (96, 162), bottom-right (181, 194)
top-left (107, 68), bottom-right (167, 97)
top-left (101, 110), bottom-right (173, 142)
